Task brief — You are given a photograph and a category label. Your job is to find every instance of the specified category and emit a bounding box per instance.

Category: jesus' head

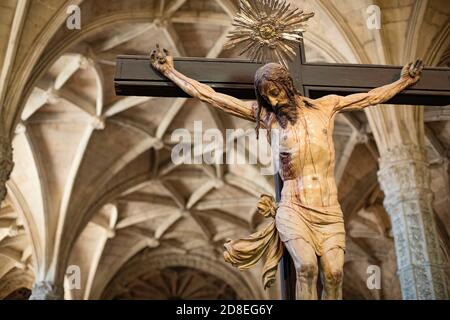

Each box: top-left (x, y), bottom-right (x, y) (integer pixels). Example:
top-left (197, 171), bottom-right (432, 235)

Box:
top-left (254, 63), bottom-right (301, 136)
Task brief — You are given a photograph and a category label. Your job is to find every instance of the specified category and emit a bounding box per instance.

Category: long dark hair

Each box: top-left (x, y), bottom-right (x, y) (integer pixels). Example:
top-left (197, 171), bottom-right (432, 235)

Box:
top-left (254, 63), bottom-right (307, 138)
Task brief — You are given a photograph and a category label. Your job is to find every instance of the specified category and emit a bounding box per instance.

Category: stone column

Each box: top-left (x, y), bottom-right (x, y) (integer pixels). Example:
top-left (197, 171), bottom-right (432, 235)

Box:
top-left (378, 144), bottom-right (449, 299)
top-left (29, 281), bottom-right (64, 300)
top-left (0, 133), bottom-right (13, 202)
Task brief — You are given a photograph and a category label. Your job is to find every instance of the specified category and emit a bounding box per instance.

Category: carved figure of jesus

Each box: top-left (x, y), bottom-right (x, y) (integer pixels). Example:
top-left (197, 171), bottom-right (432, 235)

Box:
top-left (150, 46), bottom-right (423, 300)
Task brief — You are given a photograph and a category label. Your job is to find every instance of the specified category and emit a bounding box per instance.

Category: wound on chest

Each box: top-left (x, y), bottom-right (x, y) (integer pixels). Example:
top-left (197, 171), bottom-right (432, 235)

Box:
top-left (279, 151), bottom-right (296, 180)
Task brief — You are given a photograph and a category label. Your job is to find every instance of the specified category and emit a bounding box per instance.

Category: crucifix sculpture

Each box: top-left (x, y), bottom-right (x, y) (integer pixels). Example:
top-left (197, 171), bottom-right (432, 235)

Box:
top-left (115, 1), bottom-right (450, 300)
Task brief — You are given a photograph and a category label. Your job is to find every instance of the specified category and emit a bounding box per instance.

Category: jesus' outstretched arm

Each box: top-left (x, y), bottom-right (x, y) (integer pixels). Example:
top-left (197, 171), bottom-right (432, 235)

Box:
top-left (150, 45), bottom-right (258, 122)
top-left (329, 59), bottom-right (424, 112)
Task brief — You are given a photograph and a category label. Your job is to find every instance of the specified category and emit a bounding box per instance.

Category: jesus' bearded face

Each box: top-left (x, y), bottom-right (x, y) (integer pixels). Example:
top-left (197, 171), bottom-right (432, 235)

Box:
top-left (262, 82), bottom-right (290, 111)
top-left (258, 79), bottom-right (298, 129)
top-left (253, 63), bottom-right (300, 135)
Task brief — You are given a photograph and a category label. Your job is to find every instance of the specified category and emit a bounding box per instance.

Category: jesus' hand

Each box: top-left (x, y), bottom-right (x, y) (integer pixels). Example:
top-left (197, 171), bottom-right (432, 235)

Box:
top-left (150, 44), bottom-right (174, 75)
top-left (401, 59), bottom-right (423, 85)
top-left (148, 44), bottom-right (256, 122)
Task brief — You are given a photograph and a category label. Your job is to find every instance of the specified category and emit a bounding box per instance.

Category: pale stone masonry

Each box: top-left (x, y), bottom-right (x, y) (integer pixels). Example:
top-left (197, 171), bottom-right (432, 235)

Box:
top-left (378, 144), bottom-right (449, 299)
top-left (29, 281), bottom-right (63, 300)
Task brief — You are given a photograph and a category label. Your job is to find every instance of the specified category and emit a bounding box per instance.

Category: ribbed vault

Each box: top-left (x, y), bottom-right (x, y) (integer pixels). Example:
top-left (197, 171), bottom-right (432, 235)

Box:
top-left (0, 0), bottom-right (448, 300)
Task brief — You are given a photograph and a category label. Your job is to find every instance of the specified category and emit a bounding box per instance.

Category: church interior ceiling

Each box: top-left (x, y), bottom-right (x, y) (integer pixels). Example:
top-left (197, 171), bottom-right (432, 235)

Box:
top-left (0, 0), bottom-right (449, 300)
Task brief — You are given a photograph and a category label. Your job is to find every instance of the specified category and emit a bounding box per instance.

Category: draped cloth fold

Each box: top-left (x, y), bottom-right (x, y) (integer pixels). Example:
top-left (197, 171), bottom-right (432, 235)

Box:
top-left (223, 194), bottom-right (284, 289)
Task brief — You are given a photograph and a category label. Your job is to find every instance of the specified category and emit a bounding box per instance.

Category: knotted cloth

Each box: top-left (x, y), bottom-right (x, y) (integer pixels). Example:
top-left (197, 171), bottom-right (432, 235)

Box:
top-left (223, 194), bottom-right (284, 289)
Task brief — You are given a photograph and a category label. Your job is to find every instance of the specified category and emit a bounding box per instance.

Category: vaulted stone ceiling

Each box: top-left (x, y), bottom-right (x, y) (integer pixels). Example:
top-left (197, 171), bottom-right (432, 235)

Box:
top-left (0, 196), bottom-right (34, 299)
top-left (0, 0), bottom-right (449, 300)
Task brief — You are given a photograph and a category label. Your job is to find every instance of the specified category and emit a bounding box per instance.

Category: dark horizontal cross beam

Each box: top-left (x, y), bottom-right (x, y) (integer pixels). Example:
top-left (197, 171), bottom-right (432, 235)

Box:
top-left (115, 55), bottom-right (450, 106)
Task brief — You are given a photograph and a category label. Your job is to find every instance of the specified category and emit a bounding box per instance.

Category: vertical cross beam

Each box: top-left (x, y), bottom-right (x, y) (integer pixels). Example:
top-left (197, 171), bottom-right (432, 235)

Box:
top-left (278, 41), bottom-right (304, 300)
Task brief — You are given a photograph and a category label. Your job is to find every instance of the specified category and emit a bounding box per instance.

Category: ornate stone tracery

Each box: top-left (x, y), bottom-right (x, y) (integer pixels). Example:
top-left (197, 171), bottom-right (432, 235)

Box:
top-left (0, 133), bottom-right (13, 203)
top-left (378, 144), bottom-right (449, 299)
top-left (29, 281), bottom-right (64, 300)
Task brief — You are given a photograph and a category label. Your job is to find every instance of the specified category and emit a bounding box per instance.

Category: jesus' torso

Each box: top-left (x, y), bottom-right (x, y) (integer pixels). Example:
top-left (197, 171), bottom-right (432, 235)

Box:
top-left (264, 98), bottom-right (339, 208)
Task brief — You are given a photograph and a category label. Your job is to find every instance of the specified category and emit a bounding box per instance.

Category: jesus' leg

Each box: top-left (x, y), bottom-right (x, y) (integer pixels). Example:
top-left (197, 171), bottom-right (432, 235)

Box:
top-left (319, 247), bottom-right (345, 300)
top-left (284, 238), bottom-right (318, 300)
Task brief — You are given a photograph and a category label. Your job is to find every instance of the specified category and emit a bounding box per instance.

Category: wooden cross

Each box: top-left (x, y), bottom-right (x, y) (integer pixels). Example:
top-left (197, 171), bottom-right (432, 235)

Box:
top-left (115, 39), bottom-right (450, 300)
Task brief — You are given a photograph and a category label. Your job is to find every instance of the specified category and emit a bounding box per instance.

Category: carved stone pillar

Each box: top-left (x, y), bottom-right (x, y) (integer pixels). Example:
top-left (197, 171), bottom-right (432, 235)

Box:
top-left (0, 133), bottom-right (13, 202)
top-left (29, 281), bottom-right (64, 300)
top-left (378, 144), bottom-right (449, 299)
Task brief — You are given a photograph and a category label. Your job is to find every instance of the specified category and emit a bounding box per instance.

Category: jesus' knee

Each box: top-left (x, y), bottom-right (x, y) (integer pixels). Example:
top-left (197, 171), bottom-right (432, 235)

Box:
top-left (295, 262), bottom-right (318, 284)
top-left (322, 267), bottom-right (343, 288)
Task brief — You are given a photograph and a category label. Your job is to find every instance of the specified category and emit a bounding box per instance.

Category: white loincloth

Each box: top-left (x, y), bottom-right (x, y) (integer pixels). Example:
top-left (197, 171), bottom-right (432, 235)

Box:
top-left (275, 200), bottom-right (346, 256)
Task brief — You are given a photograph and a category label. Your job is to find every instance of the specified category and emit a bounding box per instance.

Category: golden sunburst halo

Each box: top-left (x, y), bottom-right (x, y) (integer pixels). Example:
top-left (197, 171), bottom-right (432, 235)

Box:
top-left (224, 0), bottom-right (314, 67)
